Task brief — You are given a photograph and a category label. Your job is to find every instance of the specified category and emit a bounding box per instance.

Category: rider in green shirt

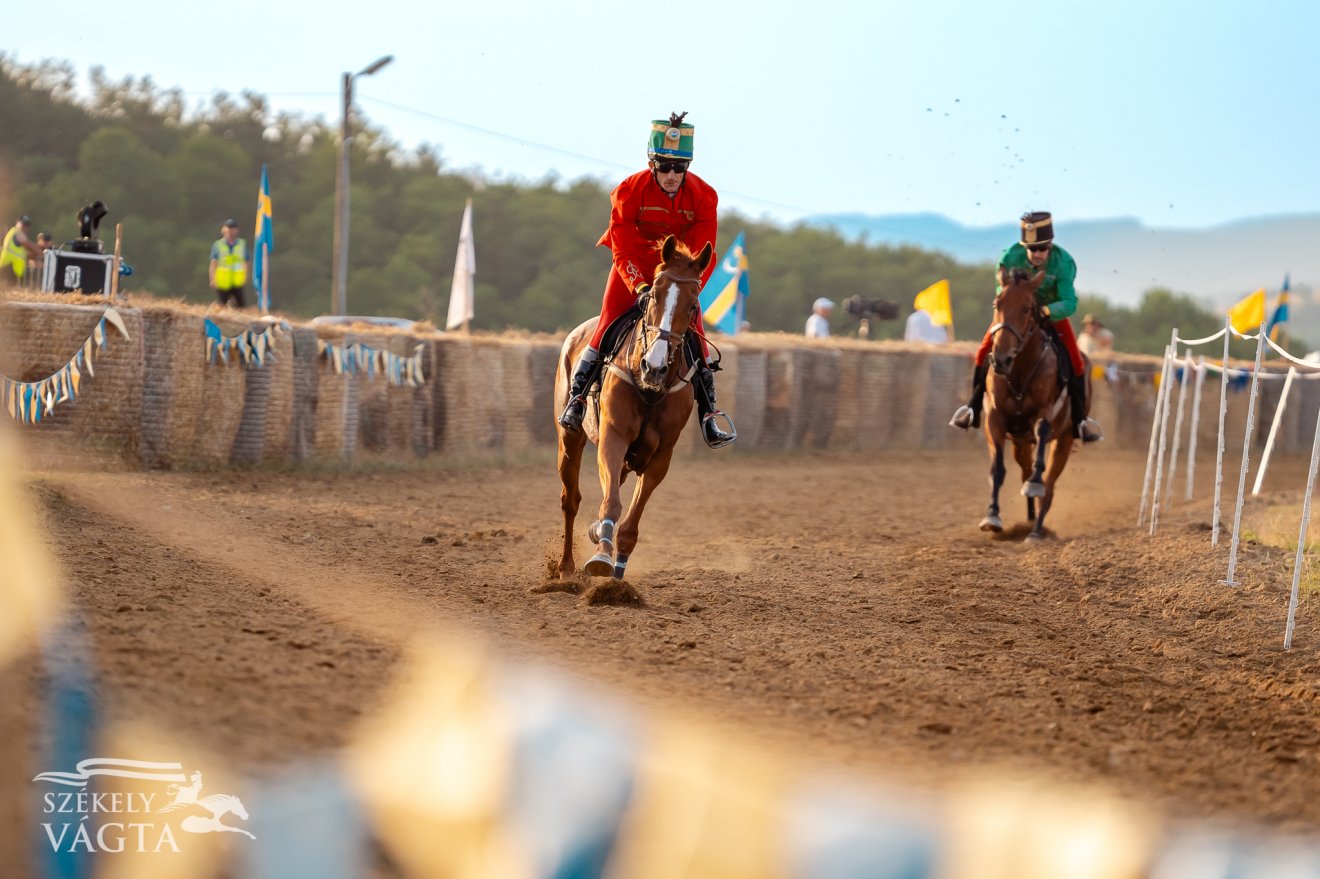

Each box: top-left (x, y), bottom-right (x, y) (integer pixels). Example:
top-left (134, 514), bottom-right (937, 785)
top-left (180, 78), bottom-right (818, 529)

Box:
top-left (950, 211), bottom-right (1103, 444)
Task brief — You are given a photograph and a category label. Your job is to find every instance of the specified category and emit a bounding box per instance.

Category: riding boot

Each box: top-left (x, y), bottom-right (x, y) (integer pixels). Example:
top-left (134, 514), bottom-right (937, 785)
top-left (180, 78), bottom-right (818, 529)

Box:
top-left (558, 347), bottom-right (602, 433)
top-left (694, 362), bottom-right (737, 449)
top-left (950, 362), bottom-right (988, 430)
top-left (1069, 373), bottom-right (1104, 444)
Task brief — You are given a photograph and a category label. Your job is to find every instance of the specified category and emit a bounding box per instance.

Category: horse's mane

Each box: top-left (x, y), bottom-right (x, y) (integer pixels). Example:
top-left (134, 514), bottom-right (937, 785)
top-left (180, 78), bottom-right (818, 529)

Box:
top-left (1006, 267), bottom-right (1034, 287)
top-left (652, 238), bottom-right (697, 262)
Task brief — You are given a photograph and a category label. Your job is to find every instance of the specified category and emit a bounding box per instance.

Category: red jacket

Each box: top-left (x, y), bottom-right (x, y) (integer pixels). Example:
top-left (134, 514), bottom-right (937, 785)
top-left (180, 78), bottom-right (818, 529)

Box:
top-left (597, 169), bottom-right (719, 293)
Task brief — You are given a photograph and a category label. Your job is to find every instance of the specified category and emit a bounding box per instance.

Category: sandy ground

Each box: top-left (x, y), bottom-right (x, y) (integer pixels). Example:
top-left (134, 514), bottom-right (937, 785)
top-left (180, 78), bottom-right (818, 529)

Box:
top-left (6, 441), bottom-right (1320, 873)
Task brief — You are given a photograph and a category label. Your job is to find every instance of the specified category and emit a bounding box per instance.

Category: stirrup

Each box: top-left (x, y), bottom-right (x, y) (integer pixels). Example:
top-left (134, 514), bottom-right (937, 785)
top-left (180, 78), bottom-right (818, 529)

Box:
top-left (950, 405), bottom-right (976, 430)
top-left (1079, 418), bottom-right (1104, 445)
top-left (701, 411), bottom-right (736, 449)
top-left (558, 395), bottom-right (587, 432)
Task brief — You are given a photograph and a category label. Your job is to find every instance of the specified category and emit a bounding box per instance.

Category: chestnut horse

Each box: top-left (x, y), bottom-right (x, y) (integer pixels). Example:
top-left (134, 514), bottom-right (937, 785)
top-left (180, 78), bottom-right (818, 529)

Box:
top-left (555, 236), bottom-right (713, 579)
top-left (978, 268), bottom-right (1091, 540)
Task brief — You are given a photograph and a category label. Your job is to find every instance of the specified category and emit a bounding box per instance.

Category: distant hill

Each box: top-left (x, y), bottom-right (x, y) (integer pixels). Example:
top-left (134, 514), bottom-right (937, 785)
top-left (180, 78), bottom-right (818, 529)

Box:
top-left (810, 212), bottom-right (1319, 315)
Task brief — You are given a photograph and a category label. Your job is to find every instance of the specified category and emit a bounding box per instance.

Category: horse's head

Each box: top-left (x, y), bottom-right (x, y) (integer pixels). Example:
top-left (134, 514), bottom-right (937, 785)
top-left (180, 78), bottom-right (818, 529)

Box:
top-left (636, 235), bottom-right (712, 391)
top-left (989, 267), bottom-right (1048, 376)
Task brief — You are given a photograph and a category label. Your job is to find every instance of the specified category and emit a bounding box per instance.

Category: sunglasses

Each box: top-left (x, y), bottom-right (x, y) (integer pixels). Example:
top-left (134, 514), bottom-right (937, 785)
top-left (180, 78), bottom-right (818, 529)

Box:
top-left (654, 161), bottom-right (689, 174)
top-left (1026, 244), bottom-right (1052, 254)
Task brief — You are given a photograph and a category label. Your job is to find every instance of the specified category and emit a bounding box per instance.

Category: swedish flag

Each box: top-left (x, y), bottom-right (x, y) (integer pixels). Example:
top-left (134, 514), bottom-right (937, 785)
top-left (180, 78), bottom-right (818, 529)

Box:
top-left (699, 231), bottom-right (749, 335)
top-left (1267, 273), bottom-right (1291, 341)
top-left (253, 164), bottom-right (275, 312)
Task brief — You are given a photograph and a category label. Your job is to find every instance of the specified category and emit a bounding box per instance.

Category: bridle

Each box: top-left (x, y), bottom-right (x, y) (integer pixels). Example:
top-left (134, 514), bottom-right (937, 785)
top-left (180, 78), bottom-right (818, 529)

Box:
top-left (987, 304), bottom-right (1049, 401)
top-left (636, 272), bottom-right (699, 377)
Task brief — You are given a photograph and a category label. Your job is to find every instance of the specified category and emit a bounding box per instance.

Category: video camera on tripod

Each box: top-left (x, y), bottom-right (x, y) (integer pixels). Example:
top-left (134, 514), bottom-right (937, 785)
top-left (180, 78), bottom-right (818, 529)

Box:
top-left (841, 295), bottom-right (898, 338)
top-left (41, 200), bottom-right (131, 295)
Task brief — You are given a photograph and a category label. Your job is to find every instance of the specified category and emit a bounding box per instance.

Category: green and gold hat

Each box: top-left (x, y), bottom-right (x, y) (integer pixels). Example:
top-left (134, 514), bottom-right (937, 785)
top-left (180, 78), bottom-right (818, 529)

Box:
top-left (1020, 211), bottom-right (1054, 245)
top-left (648, 112), bottom-right (694, 161)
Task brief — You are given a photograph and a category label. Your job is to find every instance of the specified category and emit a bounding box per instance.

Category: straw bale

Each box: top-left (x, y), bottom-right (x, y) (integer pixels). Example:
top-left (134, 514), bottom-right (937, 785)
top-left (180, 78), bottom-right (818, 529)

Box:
top-left (313, 340), bottom-right (354, 462)
top-left (830, 347), bottom-right (866, 450)
top-left (259, 328), bottom-right (296, 464)
top-left (288, 328), bottom-right (320, 463)
top-left (230, 361), bottom-right (270, 466)
top-left (525, 342), bottom-right (560, 449)
top-left (436, 338), bottom-right (510, 453)
top-left (730, 348), bottom-right (767, 449)
top-left (919, 352), bottom-right (967, 448)
top-left (0, 301), bottom-right (145, 466)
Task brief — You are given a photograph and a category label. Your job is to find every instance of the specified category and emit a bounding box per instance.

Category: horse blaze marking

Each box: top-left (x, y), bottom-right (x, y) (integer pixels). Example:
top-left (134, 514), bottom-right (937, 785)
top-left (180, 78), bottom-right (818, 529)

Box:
top-left (644, 282), bottom-right (679, 371)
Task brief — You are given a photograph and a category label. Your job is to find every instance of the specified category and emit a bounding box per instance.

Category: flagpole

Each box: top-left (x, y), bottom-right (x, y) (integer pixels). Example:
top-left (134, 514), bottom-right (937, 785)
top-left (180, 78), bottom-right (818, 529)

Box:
top-left (260, 242), bottom-right (269, 315)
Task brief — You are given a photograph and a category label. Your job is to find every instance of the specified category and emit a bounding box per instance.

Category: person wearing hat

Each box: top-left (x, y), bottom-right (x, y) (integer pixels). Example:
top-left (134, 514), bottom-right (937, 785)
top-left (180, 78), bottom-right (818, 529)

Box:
top-left (559, 111), bottom-right (735, 449)
top-left (805, 297), bottom-right (834, 338)
top-left (949, 211), bottom-right (1103, 444)
top-left (1, 215), bottom-right (42, 284)
top-left (209, 218), bottom-right (248, 308)
top-left (1079, 313), bottom-right (1114, 357)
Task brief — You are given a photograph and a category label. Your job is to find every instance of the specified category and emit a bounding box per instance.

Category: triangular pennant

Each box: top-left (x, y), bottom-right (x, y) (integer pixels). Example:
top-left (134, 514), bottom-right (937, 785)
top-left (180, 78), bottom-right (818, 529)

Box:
top-left (70, 359), bottom-right (82, 396)
top-left (83, 339), bottom-right (95, 377)
top-left (43, 381), bottom-right (55, 416)
top-left (94, 319), bottom-right (106, 350)
top-left (103, 306), bottom-right (130, 341)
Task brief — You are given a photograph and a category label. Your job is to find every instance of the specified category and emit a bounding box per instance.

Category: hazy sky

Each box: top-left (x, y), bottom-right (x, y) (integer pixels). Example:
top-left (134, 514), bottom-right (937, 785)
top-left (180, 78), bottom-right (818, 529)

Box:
top-left (8, 0), bottom-right (1318, 229)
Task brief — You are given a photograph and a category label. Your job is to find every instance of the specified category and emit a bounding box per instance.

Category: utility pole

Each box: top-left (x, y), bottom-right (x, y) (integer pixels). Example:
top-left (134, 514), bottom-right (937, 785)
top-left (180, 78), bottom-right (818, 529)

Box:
top-left (330, 55), bottom-right (394, 316)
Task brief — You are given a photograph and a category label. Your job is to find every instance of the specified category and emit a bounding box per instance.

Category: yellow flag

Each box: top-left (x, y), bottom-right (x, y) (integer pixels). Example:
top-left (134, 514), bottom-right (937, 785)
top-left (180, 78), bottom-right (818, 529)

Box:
top-left (1227, 288), bottom-right (1266, 333)
top-left (913, 279), bottom-right (953, 327)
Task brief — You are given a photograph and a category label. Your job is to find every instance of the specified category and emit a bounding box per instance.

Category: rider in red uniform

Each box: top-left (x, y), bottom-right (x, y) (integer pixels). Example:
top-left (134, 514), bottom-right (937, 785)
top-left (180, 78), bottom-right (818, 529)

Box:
top-left (558, 112), bottom-right (735, 448)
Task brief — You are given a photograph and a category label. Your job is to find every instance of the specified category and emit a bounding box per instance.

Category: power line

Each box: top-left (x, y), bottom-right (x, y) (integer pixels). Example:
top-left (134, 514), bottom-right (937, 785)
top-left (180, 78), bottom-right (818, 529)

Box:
top-left (358, 95), bottom-right (819, 219)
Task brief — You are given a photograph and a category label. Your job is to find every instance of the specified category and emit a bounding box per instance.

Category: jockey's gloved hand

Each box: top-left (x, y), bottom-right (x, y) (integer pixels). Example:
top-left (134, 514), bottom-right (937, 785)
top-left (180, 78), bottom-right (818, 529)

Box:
top-left (634, 283), bottom-right (651, 299)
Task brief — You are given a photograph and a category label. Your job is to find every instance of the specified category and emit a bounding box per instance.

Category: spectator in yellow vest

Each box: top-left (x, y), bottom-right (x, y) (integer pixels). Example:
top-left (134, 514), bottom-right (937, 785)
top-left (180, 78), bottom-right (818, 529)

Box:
top-left (1, 215), bottom-right (42, 284)
top-left (209, 218), bottom-right (248, 308)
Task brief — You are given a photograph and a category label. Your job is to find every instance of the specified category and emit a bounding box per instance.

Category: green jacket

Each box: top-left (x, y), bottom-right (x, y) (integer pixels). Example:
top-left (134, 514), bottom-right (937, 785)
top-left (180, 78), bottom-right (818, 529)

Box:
top-left (996, 242), bottom-right (1078, 320)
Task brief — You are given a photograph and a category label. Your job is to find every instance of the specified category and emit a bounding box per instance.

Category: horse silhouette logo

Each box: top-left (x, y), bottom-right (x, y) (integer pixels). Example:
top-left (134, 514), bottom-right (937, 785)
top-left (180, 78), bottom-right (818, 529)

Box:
top-left (157, 771), bottom-right (255, 839)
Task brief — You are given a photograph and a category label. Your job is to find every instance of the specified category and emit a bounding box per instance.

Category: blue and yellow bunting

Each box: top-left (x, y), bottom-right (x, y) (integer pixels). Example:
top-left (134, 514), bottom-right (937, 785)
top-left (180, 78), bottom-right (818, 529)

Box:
top-left (316, 339), bottom-right (426, 388)
top-left (1, 307), bottom-right (129, 425)
top-left (204, 318), bottom-right (283, 368)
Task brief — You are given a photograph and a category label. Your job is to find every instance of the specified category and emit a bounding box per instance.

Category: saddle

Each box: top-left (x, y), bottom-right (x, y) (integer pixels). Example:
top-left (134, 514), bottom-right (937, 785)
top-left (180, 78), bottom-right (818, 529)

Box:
top-left (1039, 317), bottom-right (1072, 387)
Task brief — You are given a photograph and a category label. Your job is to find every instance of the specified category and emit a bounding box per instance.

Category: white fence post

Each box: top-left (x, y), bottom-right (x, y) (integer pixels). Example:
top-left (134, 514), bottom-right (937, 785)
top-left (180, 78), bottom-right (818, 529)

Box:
top-left (1162, 350), bottom-right (1194, 513)
top-left (1284, 402), bottom-right (1320, 650)
top-left (1186, 355), bottom-right (1206, 500)
top-left (1213, 317), bottom-right (1231, 547)
top-left (1253, 366), bottom-right (1296, 497)
top-left (1140, 335), bottom-right (1177, 528)
top-left (1225, 327), bottom-right (1266, 587)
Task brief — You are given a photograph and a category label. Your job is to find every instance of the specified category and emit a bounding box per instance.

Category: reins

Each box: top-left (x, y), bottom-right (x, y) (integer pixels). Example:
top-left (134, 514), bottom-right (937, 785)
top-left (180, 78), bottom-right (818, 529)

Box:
top-left (988, 313), bottom-right (1051, 402)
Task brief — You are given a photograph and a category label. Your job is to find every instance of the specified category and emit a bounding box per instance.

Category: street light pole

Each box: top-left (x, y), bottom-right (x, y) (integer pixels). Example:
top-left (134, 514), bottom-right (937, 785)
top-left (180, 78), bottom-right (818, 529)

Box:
top-left (330, 54), bottom-right (394, 316)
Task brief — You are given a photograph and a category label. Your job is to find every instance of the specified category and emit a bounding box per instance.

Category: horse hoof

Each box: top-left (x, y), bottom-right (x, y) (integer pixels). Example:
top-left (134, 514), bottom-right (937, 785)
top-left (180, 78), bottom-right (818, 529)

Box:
top-left (1025, 531), bottom-right (1044, 543)
top-left (583, 554), bottom-right (614, 577)
top-left (1021, 482), bottom-right (1045, 499)
top-left (979, 515), bottom-right (1003, 533)
top-left (587, 520), bottom-right (601, 543)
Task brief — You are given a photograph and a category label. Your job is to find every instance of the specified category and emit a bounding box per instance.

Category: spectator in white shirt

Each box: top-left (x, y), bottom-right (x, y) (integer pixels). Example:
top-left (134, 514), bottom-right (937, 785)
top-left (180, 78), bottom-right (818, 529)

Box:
top-left (904, 308), bottom-right (949, 344)
top-left (805, 297), bottom-right (834, 338)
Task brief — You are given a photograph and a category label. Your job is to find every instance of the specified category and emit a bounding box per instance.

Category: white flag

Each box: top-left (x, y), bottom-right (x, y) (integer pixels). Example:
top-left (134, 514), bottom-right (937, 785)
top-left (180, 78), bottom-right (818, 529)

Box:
top-left (446, 199), bottom-right (475, 331)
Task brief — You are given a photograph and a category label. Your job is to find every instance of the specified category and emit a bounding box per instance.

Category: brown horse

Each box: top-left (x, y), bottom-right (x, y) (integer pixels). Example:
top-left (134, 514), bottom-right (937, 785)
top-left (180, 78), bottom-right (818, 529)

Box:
top-left (555, 235), bottom-right (713, 579)
top-left (978, 267), bottom-right (1091, 540)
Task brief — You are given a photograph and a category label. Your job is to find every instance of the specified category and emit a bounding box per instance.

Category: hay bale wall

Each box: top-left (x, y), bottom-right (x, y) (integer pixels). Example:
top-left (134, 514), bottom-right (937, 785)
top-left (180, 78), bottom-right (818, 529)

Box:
top-left (1, 300), bottom-right (1303, 468)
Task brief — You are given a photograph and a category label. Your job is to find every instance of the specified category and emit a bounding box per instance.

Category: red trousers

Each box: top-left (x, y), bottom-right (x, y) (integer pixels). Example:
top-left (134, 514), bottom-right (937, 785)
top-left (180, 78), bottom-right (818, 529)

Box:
top-left (589, 268), bottom-right (709, 358)
top-left (975, 317), bottom-right (1085, 376)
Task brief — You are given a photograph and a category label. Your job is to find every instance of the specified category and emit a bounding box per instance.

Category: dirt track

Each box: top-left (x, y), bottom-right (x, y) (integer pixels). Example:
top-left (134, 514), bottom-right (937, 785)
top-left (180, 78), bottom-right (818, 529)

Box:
top-left (13, 441), bottom-right (1320, 848)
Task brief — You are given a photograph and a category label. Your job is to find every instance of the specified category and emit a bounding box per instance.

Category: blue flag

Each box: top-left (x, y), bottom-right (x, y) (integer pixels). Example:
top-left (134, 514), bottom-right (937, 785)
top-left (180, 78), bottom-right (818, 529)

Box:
top-left (1267, 272), bottom-right (1290, 341)
top-left (253, 164), bottom-right (275, 312)
top-left (698, 231), bottom-right (749, 335)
